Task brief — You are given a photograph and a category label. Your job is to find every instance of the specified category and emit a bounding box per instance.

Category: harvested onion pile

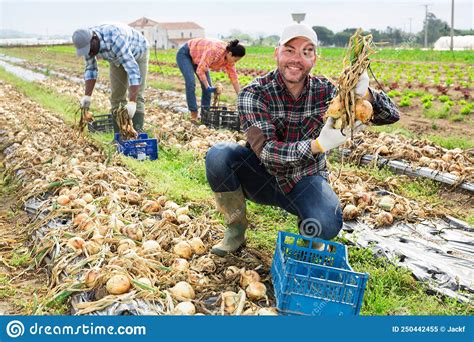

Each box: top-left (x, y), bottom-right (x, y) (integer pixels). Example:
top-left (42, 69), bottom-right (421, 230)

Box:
top-left (325, 29), bottom-right (376, 130)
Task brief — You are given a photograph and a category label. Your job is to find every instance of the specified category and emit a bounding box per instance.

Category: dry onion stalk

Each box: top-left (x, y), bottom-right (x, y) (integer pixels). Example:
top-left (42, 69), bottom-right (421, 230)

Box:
top-left (114, 105), bottom-right (138, 141)
top-left (325, 29), bottom-right (376, 132)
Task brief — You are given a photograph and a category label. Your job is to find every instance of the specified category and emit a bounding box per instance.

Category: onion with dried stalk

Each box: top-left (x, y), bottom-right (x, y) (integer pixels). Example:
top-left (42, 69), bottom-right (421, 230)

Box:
top-left (324, 29), bottom-right (376, 131)
top-left (343, 204), bottom-right (359, 220)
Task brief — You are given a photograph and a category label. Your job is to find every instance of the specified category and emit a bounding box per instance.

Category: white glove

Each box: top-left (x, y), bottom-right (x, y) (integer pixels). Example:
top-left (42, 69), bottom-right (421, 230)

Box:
top-left (355, 70), bottom-right (370, 97)
top-left (80, 95), bottom-right (91, 109)
top-left (315, 118), bottom-right (366, 152)
top-left (126, 101), bottom-right (137, 119)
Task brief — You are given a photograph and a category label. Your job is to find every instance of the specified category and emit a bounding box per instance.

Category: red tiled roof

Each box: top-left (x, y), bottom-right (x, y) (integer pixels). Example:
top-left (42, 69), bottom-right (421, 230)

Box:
top-left (129, 17), bottom-right (159, 27)
top-left (158, 22), bottom-right (204, 30)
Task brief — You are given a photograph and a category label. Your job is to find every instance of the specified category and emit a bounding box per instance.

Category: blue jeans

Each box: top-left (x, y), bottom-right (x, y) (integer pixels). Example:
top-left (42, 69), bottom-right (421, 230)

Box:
top-left (205, 143), bottom-right (343, 240)
top-left (176, 43), bottom-right (212, 112)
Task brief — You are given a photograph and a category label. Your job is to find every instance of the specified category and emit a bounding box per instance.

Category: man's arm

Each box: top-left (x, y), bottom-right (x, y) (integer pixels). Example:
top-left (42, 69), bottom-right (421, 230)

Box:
top-left (367, 88), bottom-right (400, 125)
top-left (84, 56), bottom-right (98, 95)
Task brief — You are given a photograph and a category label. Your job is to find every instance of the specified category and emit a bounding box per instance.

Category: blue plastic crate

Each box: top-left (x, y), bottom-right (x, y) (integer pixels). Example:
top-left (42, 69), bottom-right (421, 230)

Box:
top-left (114, 133), bottom-right (158, 161)
top-left (88, 114), bottom-right (114, 133)
top-left (271, 231), bottom-right (369, 316)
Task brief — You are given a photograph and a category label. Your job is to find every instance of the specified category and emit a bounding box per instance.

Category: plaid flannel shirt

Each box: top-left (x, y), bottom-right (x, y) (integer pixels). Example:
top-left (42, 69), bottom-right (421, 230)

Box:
top-left (238, 69), bottom-right (400, 193)
top-left (187, 38), bottom-right (239, 86)
top-left (84, 23), bottom-right (149, 86)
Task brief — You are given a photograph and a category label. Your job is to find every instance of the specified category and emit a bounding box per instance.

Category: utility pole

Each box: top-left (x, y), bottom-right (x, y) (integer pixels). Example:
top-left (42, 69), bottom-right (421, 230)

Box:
top-left (450, 0), bottom-right (454, 51)
top-left (422, 4), bottom-right (430, 49)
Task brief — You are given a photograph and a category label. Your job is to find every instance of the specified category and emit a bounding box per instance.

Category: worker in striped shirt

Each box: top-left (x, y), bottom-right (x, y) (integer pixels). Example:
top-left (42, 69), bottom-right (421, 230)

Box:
top-left (72, 23), bottom-right (149, 133)
top-left (205, 24), bottom-right (399, 256)
top-left (176, 38), bottom-right (246, 122)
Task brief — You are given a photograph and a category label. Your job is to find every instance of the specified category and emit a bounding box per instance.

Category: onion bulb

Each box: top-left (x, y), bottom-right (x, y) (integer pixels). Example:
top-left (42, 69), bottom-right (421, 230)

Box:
top-left (117, 239), bottom-right (136, 254)
top-left (173, 241), bottom-right (193, 259)
top-left (325, 95), bottom-right (343, 118)
top-left (142, 239), bottom-right (161, 251)
top-left (343, 204), bottom-right (359, 220)
top-left (162, 209), bottom-right (177, 222)
top-left (225, 266), bottom-right (241, 279)
top-left (355, 98), bottom-right (373, 123)
top-left (176, 207), bottom-right (189, 216)
top-left (82, 193), bottom-right (94, 203)
top-left (165, 201), bottom-right (179, 210)
top-left (375, 211), bottom-right (394, 227)
top-left (141, 200), bottom-right (161, 213)
top-left (84, 269), bottom-right (100, 287)
top-left (67, 237), bottom-right (85, 251)
top-left (192, 256), bottom-right (216, 273)
top-left (240, 270), bottom-right (260, 288)
top-left (170, 281), bottom-right (195, 300)
top-left (172, 258), bottom-right (190, 271)
top-left (177, 214), bottom-right (191, 224)
top-left (57, 195), bottom-right (70, 206)
top-left (84, 240), bottom-right (101, 255)
top-left (378, 196), bottom-right (395, 211)
top-left (125, 191), bottom-right (141, 204)
top-left (73, 213), bottom-right (89, 226)
top-left (222, 291), bottom-right (239, 313)
top-left (173, 301), bottom-right (196, 315)
top-left (246, 281), bottom-right (267, 301)
top-left (256, 308), bottom-right (278, 316)
top-left (157, 195), bottom-right (167, 206)
top-left (189, 237), bottom-right (206, 255)
top-left (106, 274), bottom-right (131, 295)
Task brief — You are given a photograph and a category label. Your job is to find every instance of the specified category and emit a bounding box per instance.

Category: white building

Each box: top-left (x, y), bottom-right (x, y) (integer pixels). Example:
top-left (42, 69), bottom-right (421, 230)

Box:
top-left (129, 17), bottom-right (205, 49)
top-left (434, 36), bottom-right (474, 50)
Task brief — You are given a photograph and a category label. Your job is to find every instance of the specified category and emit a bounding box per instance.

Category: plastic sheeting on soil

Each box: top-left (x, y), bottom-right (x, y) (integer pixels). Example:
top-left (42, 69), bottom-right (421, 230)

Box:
top-left (0, 59), bottom-right (47, 82)
top-left (343, 218), bottom-right (474, 302)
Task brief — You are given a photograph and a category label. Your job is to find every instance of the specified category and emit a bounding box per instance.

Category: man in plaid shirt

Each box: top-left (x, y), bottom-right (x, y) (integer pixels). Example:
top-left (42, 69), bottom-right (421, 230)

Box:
top-left (206, 24), bottom-right (399, 256)
top-left (72, 23), bottom-right (149, 133)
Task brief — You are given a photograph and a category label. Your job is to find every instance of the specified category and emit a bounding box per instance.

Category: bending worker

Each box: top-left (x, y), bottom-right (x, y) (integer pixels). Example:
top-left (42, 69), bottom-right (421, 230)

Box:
top-left (72, 22), bottom-right (149, 133)
top-left (176, 38), bottom-right (246, 121)
top-left (205, 24), bottom-right (400, 256)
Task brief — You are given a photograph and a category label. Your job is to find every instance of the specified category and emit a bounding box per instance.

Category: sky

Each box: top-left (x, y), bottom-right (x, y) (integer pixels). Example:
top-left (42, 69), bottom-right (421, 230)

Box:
top-left (0, 0), bottom-right (472, 38)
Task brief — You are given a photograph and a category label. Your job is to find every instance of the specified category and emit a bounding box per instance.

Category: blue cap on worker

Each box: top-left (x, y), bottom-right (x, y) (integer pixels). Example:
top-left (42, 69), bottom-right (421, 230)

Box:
top-left (72, 28), bottom-right (93, 57)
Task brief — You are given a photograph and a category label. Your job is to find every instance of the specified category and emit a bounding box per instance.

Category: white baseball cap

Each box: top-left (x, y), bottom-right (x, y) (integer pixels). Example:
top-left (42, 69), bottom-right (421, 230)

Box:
top-left (72, 28), bottom-right (93, 57)
top-left (279, 24), bottom-right (318, 47)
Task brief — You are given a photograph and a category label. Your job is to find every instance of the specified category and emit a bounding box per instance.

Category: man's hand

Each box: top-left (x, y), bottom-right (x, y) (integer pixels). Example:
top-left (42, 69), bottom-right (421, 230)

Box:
top-left (207, 86), bottom-right (217, 93)
top-left (80, 95), bottom-right (91, 109)
top-left (125, 101), bottom-right (137, 119)
top-left (314, 118), bottom-right (349, 153)
top-left (355, 70), bottom-right (370, 98)
top-left (313, 118), bottom-right (367, 153)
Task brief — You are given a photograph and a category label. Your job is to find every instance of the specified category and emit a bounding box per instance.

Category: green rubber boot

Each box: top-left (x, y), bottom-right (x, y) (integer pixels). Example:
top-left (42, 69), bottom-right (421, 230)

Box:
top-left (132, 111), bottom-right (145, 133)
top-left (211, 186), bottom-right (248, 256)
